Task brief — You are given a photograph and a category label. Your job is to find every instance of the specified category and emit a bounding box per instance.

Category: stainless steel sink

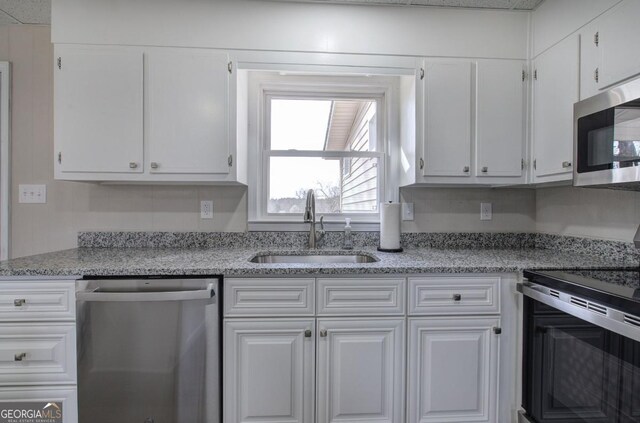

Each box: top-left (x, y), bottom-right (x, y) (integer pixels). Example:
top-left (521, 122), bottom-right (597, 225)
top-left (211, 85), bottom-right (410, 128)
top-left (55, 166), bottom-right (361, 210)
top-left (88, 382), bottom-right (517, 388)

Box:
top-left (250, 253), bottom-right (378, 264)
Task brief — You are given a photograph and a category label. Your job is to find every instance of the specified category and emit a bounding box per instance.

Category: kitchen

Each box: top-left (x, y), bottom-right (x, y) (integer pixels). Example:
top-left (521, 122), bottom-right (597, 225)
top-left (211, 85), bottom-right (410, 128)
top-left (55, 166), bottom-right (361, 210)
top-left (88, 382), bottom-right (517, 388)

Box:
top-left (0, 0), bottom-right (639, 422)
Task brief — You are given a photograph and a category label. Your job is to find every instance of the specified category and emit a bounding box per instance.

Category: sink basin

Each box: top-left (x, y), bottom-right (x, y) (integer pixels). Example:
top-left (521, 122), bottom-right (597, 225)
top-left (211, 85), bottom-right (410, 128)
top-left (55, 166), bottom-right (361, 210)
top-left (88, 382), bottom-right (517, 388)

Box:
top-left (250, 253), bottom-right (378, 264)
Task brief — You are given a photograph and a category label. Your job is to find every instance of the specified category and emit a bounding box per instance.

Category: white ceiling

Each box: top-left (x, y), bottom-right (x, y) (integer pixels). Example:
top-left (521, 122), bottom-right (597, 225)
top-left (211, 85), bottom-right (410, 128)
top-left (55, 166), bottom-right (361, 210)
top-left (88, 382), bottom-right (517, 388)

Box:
top-left (0, 0), bottom-right (50, 24)
top-left (0, 0), bottom-right (543, 25)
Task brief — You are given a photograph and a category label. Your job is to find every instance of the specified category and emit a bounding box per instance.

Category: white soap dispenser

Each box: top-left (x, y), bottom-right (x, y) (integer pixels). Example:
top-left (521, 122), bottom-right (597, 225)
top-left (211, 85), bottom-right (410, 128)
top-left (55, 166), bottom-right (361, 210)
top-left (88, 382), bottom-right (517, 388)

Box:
top-left (343, 218), bottom-right (353, 250)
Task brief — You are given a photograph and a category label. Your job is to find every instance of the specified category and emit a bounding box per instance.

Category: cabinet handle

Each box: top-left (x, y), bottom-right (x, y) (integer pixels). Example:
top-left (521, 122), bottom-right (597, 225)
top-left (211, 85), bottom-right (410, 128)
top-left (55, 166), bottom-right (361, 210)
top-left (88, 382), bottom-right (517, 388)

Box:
top-left (14, 352), bottom-right (27, 362)
top-left (493, 327), bottom-right (502, 335)
top-left (594, 68), bottom-right (599, 83)
top-left (463, 166), bottom-right (470, 173)
top-left (150, 162), bottom-right (159, 169)
top-left (419, 158), bottom-right (424, 170)
top-left (13, 299), bottom-right (26, 307)
top-left (304, 329), bottom-right (312, 338)
top-left (129, 162), bottom-right (138, 169)
top-left (319, 329), bottom-right (327, 338)
top-left (481, 166), bottom-right (488, 173)
top-left (452, 294), bottom-right (462, 302)
top-left (562, 161), bottom-right (572, 168)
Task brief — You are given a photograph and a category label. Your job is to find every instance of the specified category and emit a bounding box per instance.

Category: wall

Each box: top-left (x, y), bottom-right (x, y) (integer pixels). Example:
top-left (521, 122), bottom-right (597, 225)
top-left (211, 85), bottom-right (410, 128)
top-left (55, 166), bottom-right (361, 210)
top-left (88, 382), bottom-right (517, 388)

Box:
top-left (536, 186), bottom-right (640, 243)
top-left (0, 25), bottom-right (247, 258)
top-left (52, 0), bottom-right (528, 60)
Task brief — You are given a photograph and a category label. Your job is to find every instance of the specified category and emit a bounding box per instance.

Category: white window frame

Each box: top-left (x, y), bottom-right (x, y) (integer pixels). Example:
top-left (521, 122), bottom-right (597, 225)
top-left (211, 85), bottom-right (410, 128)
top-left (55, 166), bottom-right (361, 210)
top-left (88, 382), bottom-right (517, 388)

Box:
top-left (248, 72), bottom-right (397, 230)
top-left (0, 62), bottom-right (10, 260)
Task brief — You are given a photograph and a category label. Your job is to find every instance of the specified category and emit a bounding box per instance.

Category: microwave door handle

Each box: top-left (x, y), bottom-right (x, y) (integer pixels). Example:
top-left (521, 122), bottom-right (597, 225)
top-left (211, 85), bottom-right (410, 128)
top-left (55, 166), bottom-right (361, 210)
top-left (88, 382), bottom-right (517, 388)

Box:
top-left (76, 283), bottom-right (215, 302)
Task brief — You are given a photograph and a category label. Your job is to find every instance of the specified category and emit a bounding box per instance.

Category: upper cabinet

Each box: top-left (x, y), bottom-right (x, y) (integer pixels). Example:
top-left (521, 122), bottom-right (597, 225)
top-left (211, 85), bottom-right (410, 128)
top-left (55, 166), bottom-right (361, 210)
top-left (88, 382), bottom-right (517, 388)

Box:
top-left (54, 46), bottom-right (144, 175)
top-left (402, 58), bottom-right (526, 186)
top-left (531, 34), bottom-right (579, 184)
top-left (54, 44), bottom-right (246, 184)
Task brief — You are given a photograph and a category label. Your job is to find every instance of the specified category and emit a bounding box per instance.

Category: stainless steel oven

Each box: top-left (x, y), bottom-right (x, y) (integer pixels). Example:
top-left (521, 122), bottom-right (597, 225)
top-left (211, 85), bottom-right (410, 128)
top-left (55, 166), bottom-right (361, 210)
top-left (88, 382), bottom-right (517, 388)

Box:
top-left (574, 78), bottom-right (640, 191)
top-left (519, 269), bottom-right (640, 423)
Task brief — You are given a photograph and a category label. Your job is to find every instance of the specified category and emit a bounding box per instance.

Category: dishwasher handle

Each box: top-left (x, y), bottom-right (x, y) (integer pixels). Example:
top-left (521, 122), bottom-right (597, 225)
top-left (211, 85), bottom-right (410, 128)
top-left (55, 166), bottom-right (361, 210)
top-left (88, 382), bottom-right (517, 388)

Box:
top-left (77, 283), bottom-right (215, 302)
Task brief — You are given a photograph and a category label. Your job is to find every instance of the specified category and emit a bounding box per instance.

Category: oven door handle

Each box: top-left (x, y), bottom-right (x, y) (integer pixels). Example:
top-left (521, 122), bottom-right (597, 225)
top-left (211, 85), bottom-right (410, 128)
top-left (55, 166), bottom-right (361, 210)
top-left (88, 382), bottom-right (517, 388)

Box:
top-left (76, 283), bottom-right (215, 302)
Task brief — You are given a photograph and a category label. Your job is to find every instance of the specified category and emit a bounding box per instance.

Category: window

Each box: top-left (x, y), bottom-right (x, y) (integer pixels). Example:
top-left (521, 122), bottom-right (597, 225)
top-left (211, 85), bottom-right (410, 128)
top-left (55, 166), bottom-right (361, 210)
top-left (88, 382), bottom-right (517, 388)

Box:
top-left (248, 73), bottom-right (396, 227)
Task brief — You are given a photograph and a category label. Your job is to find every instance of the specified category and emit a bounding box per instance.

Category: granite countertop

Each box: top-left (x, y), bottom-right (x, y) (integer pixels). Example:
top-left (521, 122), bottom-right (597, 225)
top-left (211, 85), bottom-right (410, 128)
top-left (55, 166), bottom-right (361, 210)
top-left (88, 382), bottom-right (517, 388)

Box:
top-left (0, 246), bottom-right (637, 278)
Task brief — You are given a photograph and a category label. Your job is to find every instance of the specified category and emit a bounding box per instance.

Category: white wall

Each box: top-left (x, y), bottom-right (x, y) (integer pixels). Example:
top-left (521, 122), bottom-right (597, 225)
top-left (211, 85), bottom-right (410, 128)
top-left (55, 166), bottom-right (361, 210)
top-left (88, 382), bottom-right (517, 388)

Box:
top-left (536, 186), bottom-right (640, 243)
top-left (52, 0), bottom-right (528, 60)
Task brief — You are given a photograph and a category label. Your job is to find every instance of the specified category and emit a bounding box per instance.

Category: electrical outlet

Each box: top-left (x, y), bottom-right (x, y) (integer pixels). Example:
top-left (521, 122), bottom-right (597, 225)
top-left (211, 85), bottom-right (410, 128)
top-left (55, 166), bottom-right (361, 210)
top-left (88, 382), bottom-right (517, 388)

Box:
top-left (402, 203), bottom-right (414, 221)
top-left (19, 184), bottom-right (47, 204)
top-left (200, 201), bottom-right (213, 219)
top-left (480, 202), bottom-right (492, 221)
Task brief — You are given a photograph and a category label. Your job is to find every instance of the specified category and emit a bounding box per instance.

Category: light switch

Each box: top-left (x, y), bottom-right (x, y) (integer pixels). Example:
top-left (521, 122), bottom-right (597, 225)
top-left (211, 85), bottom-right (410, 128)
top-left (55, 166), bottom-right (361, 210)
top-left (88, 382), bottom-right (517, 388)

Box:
top-left (19, 184), bottom-right (47, 204)
top-left (480, 202), bottom-right (492, 221)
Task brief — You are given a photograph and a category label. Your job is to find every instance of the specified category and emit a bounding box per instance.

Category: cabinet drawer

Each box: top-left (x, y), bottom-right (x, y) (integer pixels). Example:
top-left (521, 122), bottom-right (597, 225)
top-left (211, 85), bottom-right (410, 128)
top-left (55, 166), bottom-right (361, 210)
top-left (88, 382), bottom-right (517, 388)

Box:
top-left (0, 386), bottom-right (78, 423)
top-left (0, 282), bottom-right (76, 321)
top-left (409, 277), bottom-right (500, 315)
top-left (317, 278), bottom-right (405, 316)
top-left (224, 278), bottom-right (314, 316)
top-left (0, 323), bottom-right (76, 385)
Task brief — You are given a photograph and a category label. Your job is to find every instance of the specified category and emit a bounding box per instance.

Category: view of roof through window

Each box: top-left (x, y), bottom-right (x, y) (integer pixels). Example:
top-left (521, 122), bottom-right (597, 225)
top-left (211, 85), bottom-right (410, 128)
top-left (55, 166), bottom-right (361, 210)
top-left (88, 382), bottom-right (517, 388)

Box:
top-left (268, 98), bottom-right (380, 214)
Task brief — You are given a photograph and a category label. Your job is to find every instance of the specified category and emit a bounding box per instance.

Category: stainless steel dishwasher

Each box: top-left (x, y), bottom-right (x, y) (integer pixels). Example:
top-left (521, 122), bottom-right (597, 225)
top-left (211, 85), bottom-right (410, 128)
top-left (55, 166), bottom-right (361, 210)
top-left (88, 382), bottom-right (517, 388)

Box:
top-left (76, 277), bottom-right (221, 423)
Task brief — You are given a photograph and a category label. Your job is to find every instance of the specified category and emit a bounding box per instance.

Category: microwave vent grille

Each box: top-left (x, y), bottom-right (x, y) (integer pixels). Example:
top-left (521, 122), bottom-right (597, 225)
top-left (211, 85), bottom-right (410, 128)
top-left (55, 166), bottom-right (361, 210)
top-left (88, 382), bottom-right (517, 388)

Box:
top-left (570, 297), bottom-right (588, 309)
top-left (623, 314), bottom-right (640, 328)
top-left (549, 289), bottom-right (560, 298)
top-left (587, 303), bottom-right (607, 316)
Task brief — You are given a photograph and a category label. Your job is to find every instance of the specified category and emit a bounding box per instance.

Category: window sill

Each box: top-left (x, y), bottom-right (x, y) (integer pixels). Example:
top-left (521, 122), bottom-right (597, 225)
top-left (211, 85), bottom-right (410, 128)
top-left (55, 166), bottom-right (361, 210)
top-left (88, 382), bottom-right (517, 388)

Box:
top-left (248, 221), bottom-right (380, 232)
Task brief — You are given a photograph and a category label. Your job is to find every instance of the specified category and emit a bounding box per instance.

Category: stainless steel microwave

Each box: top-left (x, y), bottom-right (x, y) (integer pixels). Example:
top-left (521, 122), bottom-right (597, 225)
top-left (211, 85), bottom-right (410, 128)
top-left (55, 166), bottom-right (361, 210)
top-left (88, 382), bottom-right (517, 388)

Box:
top-left (574, 77), bottom-right (640, 191)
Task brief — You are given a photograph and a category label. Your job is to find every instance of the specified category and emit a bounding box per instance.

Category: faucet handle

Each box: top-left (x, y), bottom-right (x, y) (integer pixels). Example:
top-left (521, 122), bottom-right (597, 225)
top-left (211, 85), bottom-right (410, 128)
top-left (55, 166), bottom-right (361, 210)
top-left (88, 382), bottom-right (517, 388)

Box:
top-left (316, 216), bottom-right (326, 244)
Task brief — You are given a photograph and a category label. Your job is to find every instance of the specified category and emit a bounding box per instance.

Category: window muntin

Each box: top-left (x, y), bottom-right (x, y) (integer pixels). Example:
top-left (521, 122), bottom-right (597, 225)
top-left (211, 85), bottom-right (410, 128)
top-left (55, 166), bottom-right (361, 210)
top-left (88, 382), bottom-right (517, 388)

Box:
top-left (264, 94), bottom-right (384, 217)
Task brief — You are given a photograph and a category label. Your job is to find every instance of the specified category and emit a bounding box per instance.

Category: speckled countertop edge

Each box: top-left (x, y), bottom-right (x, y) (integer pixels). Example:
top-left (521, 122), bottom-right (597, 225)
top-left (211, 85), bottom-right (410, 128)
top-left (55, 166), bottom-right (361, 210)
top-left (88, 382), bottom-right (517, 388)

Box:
top-left (0, 246), bottom-right (636, 278)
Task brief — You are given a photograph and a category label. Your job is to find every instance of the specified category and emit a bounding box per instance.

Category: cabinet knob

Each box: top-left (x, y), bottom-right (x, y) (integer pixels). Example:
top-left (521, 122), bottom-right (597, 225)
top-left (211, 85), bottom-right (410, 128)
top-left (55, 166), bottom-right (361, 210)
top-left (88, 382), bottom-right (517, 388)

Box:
top-left (320, 329), bottom-right (328, 338)
top-left (129, 162), bottom-right (138, 169)
top-left (481, 166), bottom-right (488, 173)
top-left (463, 166), bottom-right (470, 173)
top-left (304, 329), bottom-right (312, 338)
top-left (150, 162), bottom-right (159, 169)
top-left (14, 352), bottom-right (27, 362)
top-left (493, 327), bottom-right (502, 335)
top-left (452, 294), bottom-right (462, 302)
top-left (13, 299), bottom-right (26, 307)
top-left (562, 161), bottom-right (572, 168)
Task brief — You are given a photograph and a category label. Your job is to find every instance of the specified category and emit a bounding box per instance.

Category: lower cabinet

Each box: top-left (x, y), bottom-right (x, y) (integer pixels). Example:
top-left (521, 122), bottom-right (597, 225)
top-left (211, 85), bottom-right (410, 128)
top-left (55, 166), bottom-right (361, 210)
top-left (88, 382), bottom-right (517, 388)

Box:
top-left (316, 319), bottom-right (405, 423)
top-left (224, 319), bottom-right (315, 423)
top-left (408, 317), bottom-right (500, 423)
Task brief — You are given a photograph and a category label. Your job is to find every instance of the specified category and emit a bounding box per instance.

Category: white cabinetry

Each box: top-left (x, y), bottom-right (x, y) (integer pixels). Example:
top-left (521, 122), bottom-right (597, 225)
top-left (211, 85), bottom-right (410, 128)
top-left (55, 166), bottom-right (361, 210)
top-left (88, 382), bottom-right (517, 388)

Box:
top-left (54, 44), bottom-right (246, 184)
top-left (405, 58), bottom-right (526, 186)
top-left (316, 318), bottom-right (405, 423)
top-left (224, 319), bottom-right (315, 423)
top-left (54, 46), bottom-right (144, 174)
top-left (0, 279), bottom-right (78, 423)
top-left (408, 317), bottom-right (499, 423)
top-left (531, 34), bottom-right (579, 183)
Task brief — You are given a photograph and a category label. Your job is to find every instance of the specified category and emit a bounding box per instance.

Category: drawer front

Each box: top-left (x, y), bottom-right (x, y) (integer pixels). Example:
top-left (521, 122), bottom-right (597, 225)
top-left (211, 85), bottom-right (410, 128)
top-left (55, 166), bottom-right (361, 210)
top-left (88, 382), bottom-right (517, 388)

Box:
top-left (0, 386), bottom-right (78, 423)
top-left (0, 282), bottom-right (76, 321)
top-left (317, 278), bottom-right (405, 316)
top-left (0, 323), bottom-right (76, 385)
top-left (224, 278), bottom-right (314, 316)
top-left (409, 277), bottom-right (500, 315)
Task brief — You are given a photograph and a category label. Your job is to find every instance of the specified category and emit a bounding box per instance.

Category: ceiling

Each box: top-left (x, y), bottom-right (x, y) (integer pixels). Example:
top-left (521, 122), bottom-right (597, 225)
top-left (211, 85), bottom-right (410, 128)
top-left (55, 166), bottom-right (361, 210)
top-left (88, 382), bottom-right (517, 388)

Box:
top-left (0, 0), bottom-right (543, 25)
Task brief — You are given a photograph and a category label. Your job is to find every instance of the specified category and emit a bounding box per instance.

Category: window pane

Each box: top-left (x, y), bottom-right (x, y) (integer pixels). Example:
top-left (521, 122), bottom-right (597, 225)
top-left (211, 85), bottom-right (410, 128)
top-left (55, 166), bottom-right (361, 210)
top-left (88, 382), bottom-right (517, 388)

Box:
top-left (268, 157), bottom-right (379, 214)
top-left (270, 99), bottom-right (377, 151)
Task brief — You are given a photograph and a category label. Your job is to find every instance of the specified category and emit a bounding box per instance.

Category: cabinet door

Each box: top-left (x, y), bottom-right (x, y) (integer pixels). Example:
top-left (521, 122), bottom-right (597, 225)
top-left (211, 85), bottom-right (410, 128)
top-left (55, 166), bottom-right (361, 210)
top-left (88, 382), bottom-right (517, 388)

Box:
top-left (224, 319), bottom-right (314, 423)
top-left (55, 45), bottom-right (143, 173)
top-left (147, 49), bottom-right (230, 175)
top-left (317, 318), bottom-right (405, 423)
top-left (422, 61), bottom-right (473, 177)
top-left (0, 386), bottom-right (77, 423)
top-left (408, 317), bottom-right (499, 423)
top-left (579, 21), bottom-right (602, 101)
top-left (598, 0), bottom-right (640, 88)
top-left (476, 60), bottom-right (525, 177)
top-left (532, 35), bottom-right (579, 182)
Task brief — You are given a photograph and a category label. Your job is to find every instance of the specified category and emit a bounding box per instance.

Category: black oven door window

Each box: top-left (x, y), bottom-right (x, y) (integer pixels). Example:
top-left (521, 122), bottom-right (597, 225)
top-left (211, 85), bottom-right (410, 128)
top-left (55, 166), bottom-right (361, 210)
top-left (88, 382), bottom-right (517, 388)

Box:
top-left (577, 100), bottom-right (640, 174)
top-left (524, 298), bottom-right (640, 423)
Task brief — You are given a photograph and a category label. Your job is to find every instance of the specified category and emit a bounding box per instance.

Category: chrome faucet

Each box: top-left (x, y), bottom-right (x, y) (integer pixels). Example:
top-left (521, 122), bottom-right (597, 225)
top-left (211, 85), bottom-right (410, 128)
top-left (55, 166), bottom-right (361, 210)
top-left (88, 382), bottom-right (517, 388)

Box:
top-left (303, 189), bottom-right (325, 248)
